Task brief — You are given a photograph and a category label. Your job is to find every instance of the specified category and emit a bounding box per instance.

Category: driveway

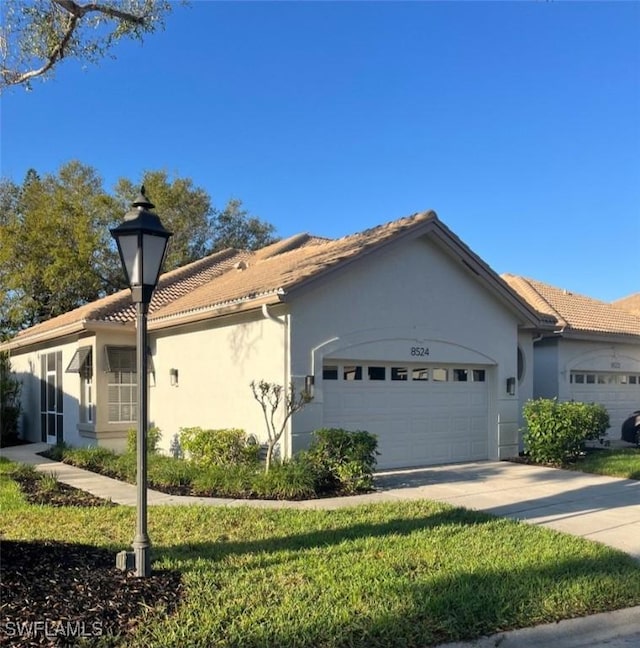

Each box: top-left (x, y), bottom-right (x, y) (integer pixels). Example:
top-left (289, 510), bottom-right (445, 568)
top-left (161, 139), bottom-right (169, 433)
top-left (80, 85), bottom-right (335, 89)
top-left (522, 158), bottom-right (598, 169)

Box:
top-left (374, 460), bottom-right (640, 560)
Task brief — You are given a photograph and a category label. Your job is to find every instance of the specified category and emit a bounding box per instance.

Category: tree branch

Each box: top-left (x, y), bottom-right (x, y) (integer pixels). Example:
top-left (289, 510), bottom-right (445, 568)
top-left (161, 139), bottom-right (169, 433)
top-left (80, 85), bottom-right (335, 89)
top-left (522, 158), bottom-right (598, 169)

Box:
top-left (3, 13), bottom-right (78, 86)
top-left (53, 0), bottom-right (146, 25)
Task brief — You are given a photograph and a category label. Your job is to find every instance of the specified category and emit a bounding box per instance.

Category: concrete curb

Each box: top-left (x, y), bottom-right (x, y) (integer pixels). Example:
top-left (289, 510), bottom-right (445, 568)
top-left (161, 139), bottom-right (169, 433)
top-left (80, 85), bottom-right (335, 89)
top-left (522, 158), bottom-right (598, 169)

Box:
top-left (438, 606), bottom-right (640, 648)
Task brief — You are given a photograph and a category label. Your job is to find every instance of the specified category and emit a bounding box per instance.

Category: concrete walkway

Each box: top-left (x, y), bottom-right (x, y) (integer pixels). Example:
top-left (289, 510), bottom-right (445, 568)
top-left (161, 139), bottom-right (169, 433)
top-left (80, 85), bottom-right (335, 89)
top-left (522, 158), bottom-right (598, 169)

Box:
top-left (2, 442), bottom-right (640, 647)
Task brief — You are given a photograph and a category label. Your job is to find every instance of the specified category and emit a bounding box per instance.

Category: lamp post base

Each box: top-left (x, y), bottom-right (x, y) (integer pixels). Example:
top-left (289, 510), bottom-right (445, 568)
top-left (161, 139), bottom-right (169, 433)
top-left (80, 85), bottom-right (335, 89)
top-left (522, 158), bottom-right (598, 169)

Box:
top-left (115, 549), bottom-right (150, 577)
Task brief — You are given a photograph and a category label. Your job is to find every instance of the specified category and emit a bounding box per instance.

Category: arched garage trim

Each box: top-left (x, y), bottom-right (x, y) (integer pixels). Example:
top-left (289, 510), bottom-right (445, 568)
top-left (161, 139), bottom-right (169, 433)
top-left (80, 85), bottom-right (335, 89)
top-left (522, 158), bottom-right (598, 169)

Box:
top-left (309, 327), bottom-right (496, 403)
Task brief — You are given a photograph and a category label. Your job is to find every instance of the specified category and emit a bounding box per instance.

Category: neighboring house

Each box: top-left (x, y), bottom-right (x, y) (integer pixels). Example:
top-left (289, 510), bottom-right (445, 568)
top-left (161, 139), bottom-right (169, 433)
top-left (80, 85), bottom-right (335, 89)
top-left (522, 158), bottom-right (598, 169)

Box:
top-left (502, 275), bottom-right (640, 441)
top-left (614, 293), bottom-right (640, 318)
top-left (0, 211), bottom-right (546, 469)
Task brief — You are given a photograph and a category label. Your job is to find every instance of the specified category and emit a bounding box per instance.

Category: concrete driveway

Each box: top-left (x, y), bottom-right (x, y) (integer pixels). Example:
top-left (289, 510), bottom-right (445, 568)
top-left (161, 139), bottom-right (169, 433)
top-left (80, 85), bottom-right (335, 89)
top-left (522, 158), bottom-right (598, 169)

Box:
top-left (374, 461), bottom-right (640, 560)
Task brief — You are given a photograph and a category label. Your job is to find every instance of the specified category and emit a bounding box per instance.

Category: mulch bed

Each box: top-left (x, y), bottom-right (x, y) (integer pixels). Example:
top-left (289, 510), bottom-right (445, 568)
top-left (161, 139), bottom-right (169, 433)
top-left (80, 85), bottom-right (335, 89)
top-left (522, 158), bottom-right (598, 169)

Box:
top-left (12, 474), bottom-right (118, 508)
top-left (1, 475), bottom-right (184, 647)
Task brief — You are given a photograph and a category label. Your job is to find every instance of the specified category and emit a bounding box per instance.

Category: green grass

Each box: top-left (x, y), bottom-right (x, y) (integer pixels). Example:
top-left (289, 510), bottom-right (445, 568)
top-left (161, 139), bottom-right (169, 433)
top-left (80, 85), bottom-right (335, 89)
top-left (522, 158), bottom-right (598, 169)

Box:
top-left (2, 458), bottom-right (640, 647)
top-left (568, 448), bottom-right (640, 480)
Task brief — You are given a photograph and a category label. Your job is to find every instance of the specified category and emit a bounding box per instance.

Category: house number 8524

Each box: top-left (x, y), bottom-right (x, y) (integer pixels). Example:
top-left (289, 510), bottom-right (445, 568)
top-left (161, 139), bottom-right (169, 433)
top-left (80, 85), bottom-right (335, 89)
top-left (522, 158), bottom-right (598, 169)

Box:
top-left (410, 347), bottom-right (430, 357)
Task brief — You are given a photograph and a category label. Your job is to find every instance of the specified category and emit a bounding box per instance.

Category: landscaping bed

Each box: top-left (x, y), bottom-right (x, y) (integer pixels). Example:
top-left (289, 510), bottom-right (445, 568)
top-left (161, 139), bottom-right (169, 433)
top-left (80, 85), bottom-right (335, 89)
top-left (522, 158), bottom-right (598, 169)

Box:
top-left (2, 456), bottom-right (640, 648)
top-left (0, 462), bottom-right (182, 648)
top-left (40, 427), bottom-right (380, 501)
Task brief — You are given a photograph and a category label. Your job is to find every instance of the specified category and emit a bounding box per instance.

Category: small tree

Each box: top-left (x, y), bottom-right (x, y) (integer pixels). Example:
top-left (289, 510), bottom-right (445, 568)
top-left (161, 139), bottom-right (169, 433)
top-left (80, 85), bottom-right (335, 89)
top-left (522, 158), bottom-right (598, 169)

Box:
top-left (250, 380), bottom-right (313, 472)
top-left (0, 352), bottom-right (22, 446)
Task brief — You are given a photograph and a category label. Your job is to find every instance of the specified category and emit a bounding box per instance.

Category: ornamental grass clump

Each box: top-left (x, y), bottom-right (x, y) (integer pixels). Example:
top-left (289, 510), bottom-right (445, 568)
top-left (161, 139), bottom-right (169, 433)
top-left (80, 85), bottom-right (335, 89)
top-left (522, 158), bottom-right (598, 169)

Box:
top-left (523, 398), bottom-right (609, 465)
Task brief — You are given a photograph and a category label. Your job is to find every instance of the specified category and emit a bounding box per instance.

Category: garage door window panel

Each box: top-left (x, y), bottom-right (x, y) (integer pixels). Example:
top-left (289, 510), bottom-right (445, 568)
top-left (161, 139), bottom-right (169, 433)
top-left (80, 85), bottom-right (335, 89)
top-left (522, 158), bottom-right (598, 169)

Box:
top-left (432, 368), bottom-right (448, 382)
top-left (323, 366), bottom-right (338, 380)
top-left (391, 367), bottom-right (408, 381)
top-left (368, 366), bottom-right (386, 381)
top-left (412, 368), bottom-right (429, 381)
top-left (344, 366), bottom-right (362, 381)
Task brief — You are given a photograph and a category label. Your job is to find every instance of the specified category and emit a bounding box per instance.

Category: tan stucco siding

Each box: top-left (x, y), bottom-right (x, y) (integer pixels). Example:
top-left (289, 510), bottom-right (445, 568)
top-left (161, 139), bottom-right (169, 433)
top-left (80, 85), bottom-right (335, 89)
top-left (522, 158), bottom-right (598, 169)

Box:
top-left (150, 310), bottom-right (288, 455)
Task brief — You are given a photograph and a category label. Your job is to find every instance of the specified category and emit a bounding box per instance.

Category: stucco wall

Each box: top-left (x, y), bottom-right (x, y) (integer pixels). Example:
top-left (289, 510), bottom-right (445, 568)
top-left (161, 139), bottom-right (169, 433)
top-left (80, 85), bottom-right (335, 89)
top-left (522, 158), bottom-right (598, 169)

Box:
top-left (288, 234), bottom-right (524, 460)
top-left (517, 331), bottom-right (535, 450)
top-left (533, 337), bottom-right (559, 399)
top-left (150, 310), bottom-right (288, 455)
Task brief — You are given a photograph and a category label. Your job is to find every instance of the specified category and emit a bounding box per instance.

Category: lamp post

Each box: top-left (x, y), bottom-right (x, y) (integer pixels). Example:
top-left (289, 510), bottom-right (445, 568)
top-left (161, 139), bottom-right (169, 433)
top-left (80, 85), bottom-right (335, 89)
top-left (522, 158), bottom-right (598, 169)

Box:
top-left (111, 187), bottom-right (172, 577)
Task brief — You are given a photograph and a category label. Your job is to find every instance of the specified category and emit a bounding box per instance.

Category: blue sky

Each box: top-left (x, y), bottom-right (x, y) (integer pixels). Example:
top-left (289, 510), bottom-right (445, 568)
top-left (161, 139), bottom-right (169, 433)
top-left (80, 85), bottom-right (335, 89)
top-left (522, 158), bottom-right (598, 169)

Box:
top-left (2, 1), bottom-right (639, 302)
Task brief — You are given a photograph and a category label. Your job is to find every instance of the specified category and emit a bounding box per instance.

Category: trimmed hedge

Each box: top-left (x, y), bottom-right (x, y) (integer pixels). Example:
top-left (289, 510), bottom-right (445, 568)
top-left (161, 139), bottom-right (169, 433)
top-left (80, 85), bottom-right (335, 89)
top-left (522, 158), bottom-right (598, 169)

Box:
top-left (523, 399), bottom-right (609, 465)
top-left (179, 427), bottom-right (260, 467)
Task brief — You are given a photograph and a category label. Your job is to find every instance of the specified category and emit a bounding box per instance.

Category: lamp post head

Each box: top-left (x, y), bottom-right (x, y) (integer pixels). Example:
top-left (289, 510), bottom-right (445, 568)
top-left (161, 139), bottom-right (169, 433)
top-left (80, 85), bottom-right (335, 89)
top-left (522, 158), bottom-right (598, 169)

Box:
top-left (110, 186), bottom-right (173, 304)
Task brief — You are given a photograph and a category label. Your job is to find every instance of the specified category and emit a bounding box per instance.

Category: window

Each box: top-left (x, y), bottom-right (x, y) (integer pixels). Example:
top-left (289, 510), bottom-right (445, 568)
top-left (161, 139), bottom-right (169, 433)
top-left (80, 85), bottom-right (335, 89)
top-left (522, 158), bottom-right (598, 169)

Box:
top-left (452, 369), bottom-right (468, 382)
top-left (411, 368), bottom-right (429, 381)
top-left (368, 366), bottom-right (386, 381)
top-left (517, 347), bottom-right (525, 382)
top-left (571, 373), bottom-right (585, 384)
top-left (40, 351), bottom-right (63, 443)
top-left (630, 376), bottom-right (638, 385)
top-left (323, 365), bottom-right (338, 380)
top-left (391, 367), bottom-right (408, 381)
top-left (343, 365), bottom-right (362, 381)
top-left (66, 347), bottom-right (93, 424)
top-left (472, 369), bottom-right (486, 382)
top-left (106, 347), bottom-right (137, 423)
top-left (586, 374), bottom-right (596, 384)
top-left (432, 368), bottom-right (448, 382)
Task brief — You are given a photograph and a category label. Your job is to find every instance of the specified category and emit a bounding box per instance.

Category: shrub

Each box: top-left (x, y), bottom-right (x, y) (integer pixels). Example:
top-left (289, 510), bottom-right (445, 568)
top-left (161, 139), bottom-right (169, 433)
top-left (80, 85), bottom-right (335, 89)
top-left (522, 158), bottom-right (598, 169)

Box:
top-left (191, 463), bottom-right (258, 498)
top-left (179, 427), bottom-right (260, 467)
top-left (148, 455), bottom-right (198, 489)
top-left (253, 460), bottom-right (316, 500)
top-left (113, 452), bottom-right (137, 482)
top-left (64, 447), bottom-right (118, 472)
top-left (523, 399), bottom-right (610, 465)
top-left (305, 428), bottom-right (378, 495)
top-left (126, 426), bottom-right (162, 455)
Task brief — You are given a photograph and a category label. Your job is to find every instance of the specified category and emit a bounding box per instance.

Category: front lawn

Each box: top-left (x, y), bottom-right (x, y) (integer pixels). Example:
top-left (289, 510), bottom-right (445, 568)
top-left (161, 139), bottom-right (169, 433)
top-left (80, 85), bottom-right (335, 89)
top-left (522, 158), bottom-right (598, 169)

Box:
top-left (2, 460), bottom-right (640, 647)
top-left (568, 448), bottom-right (640, 480)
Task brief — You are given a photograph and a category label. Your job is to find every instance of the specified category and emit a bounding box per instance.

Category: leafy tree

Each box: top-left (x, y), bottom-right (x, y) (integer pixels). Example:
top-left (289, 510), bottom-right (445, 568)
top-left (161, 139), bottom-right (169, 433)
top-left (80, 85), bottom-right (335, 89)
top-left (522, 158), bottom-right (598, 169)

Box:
top-left (1, 0), bottom-right (175, 90)
top-left (114, 171), bottom-right (215, 271)
top-left (0, 352), bottom-right (22, 445)
top-left (212, 198), bottom-right (277, 252)
top-left (250, 380), bottom-right (313, 472)
top-left (0, 161), bottom-right (279, 336)
top-left (0, 162), bottom-right (122, 335)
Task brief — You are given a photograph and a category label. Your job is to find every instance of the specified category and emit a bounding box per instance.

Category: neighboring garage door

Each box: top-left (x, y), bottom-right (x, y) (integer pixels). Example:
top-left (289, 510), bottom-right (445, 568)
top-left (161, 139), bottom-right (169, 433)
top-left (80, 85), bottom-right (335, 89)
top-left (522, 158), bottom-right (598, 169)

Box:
top-left (569, 371), bottom-right (640, 437)
top-left (322, 361), bottom-right (490, 469)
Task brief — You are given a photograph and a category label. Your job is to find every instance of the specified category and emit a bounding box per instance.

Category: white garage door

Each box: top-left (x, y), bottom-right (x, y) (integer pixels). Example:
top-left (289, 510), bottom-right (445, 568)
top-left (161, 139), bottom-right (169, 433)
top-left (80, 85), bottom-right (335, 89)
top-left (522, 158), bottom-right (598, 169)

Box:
top-left (569, 371), bottom-right (640, 437)
top-left (322, 362), bottom-right (489, 469)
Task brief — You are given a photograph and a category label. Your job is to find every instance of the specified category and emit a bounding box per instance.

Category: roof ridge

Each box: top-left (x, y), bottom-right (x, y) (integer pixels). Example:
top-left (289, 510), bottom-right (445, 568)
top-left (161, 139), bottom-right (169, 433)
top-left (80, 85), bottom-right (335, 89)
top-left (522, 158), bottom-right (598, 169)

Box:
top-left (501, 274), bottom-right (565, 327)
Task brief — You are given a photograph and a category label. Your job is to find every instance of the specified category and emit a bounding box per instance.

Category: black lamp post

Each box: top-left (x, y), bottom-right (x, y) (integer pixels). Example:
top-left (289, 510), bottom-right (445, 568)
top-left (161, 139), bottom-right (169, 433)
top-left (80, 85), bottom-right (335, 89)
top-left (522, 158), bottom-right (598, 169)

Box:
top-left (111, 187), bottom-right (172, 577)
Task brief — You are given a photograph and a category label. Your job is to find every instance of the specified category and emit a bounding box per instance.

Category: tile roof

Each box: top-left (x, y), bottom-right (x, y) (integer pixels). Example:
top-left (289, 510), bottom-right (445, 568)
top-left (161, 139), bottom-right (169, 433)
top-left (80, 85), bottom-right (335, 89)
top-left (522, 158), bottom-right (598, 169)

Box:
top-left (151, 212), bottom-right (438, 322)
top-left (6, 248), bottom-right (249, 344)
top-left (613, 293), bottom-right (640, 318)
top-left (501, 275), bottom-right (640, 339)
top-left (2, 210), bottom-right (541, 349)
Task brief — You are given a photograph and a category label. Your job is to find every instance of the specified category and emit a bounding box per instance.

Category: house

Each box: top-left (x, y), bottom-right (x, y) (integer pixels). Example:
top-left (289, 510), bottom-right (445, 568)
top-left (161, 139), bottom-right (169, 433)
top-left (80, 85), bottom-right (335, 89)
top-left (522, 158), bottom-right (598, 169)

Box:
top-left (502, 275), bottom-right (640, 441)
top-left (1, 211), bottom-right (549, 469)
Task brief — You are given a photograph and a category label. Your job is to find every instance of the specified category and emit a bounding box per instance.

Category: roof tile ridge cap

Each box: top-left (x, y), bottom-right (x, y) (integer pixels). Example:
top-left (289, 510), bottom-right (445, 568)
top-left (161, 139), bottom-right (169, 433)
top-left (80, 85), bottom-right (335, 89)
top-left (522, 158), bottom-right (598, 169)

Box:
top-left (338, 210), bottom-right (437, 247)
top-left (519, 276), bottom-right (568, 327)
top-left (501, 274), bottom-right (560, 324)
top-left (253, 233), bottom-right (317, 260)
